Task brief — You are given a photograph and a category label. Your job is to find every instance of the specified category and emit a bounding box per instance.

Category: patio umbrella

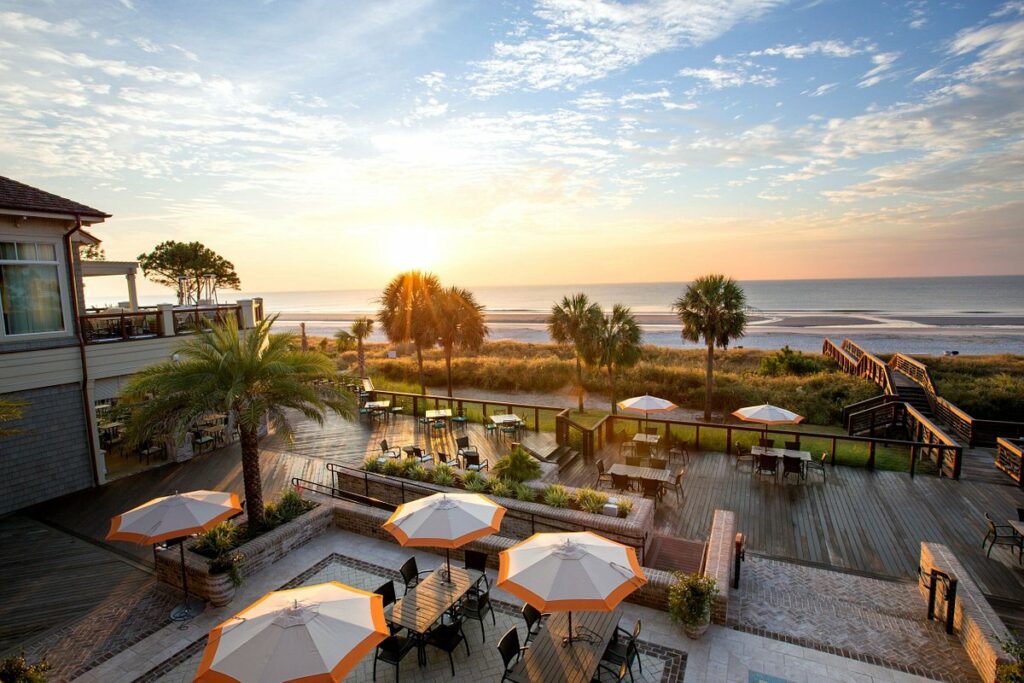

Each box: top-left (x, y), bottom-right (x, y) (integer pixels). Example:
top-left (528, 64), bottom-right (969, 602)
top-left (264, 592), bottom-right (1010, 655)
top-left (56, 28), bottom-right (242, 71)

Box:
top-left (383, 492), bottom-right (505, 582)
top-left (617, 394), bottom-right (677, 431)
top-left (497, 531), bottom-right (646, 645)
top-left (107, 490), bottom-right (242, 621)
top-left (732, 403), bottom-right (804, 435)
top-left (194, 581), bottom-right (388, 683)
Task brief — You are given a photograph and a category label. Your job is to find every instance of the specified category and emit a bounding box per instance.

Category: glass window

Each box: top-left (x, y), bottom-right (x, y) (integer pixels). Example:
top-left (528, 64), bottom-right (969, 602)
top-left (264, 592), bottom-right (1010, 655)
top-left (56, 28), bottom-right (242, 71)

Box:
top-left (0, 241), bottom-right (65, 335)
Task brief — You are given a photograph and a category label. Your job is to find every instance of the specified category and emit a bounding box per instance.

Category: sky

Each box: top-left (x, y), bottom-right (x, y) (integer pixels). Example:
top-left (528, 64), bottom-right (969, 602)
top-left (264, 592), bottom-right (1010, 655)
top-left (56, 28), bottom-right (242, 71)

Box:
top-left (1, 0), bottom-right (1022, 300)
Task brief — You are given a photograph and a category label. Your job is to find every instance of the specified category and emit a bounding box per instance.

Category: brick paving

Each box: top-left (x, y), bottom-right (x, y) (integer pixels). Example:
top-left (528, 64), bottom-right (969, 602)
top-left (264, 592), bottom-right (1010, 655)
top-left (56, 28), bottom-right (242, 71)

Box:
top-left (727, 556), bottom-right (980, 682)
top-left (139, 553), bottom-right (685, 682)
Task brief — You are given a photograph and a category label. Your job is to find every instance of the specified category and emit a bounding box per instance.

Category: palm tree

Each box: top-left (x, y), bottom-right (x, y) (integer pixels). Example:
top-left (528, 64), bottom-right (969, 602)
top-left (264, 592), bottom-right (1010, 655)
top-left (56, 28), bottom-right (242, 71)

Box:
top-left (548, 293), bottom-right (603, 411)
top-left (434, 287), bottom-right (488, 397)
top-left (120, 316), bottom-right (352, 529)
top-left (378, 271), bottom-right (442, 395)
top-left (334, 329), bottom-right (354, 353)
top-left (593, 304), bottom-right (642, 414)
top-left (0, 396), bottom-right (26, 437)
top-left (672, 274), bottom-right (748, 421)
top-left (350, 316), bottom-right (374, 379)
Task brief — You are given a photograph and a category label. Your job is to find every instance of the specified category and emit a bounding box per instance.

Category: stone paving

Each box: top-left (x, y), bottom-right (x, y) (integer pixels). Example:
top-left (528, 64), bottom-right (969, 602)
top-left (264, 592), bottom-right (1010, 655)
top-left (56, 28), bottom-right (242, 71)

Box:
top-left (140, 553), bottom-right (679, 682)
top-left (727, 556), bottom-right (980, 682)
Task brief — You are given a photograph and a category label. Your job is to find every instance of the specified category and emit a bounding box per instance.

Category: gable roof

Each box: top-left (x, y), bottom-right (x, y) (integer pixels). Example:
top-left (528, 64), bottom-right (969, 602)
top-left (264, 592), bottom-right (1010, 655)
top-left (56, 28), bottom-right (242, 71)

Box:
top-left (0, 175), bottom-right (110, 219)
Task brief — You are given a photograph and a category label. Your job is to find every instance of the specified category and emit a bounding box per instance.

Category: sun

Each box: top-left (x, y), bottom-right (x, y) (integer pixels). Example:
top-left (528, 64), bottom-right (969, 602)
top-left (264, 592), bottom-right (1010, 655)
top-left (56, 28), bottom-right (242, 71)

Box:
top-left (382, 225), bottom-right (442, 272)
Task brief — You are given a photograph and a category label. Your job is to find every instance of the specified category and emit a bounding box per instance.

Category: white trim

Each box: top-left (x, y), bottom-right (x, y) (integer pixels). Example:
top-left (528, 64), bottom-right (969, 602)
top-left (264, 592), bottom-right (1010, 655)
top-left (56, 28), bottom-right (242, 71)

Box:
top-left (0, 232), bottom-right (74, 340)
top-left (0, 207), bottom-right (106, 224)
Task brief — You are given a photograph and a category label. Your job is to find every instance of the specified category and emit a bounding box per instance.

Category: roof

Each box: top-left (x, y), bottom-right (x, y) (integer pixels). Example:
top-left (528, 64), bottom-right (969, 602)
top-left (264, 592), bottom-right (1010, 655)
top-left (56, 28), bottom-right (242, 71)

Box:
top-left (0, 175), bottom-right (110, 219)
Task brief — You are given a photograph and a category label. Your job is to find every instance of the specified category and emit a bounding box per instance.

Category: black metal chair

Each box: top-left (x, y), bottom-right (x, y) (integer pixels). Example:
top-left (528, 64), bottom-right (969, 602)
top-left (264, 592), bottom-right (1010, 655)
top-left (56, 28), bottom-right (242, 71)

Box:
top-left (601, 619), bottom-right (641, 682)
top-left (781, 455), bottom-right (803, 483)
top-left (373, 634), bottom-right (416, 682)
top-left (619, 441), bottom-right (635, 458)
top-left (424, 613), bottom-right (470, 677)
top-left (1017, 508), bottom-right (1024, 522)
top-left (611, 472), bottom-right (633, 493)
top-left (374, 581), bottom-right (403, 635)
top-left (734, 442), bottom-right (755, 471)
top-left (411, 446), bottom-right (433, 466)
top-left (498, 626), bottom-right (528, 682)
top-left (649, 457), bottom-right (668, 471)
top-left (669, 439), bottom-right (689, 465)
top-left (437, 451), bottom-right (460, 468)
top-left (804, 452), bottom-right (827, 482)
top-left (983, 513), bottom-right (1023, 559)
top-left (463, 452), bottom-right (489, 473)
top-left (399, 556), bottom-right (431, 594)
top-left (592, 661), bottom-right (629, 682)
top-left (456, 436), bottom-right (479, 459)
top-left (595, 459), bottom-right (612, 488)
top-left (521, 603), bottom-right (545, 644)
top-left (461, 587), bottom-right (495, 641)
top-left (464, 549), bottom-right (490, 591)
top-left (625, 456), bottom-right (642, 468)
top-left (380, 439), bottom-right (402, 460)
top-left (755, 453), bottom-right (778, 480)
top-left (758, 438), bottom-right (775, 448)
top-left (640, 478), bottom-right (662, 503)
top-left (670, 470), bottom-right (684, 503)
top-left (784, 440), bottom-right (800, 451)
top-left (645, 426), bottom-right (658, 436)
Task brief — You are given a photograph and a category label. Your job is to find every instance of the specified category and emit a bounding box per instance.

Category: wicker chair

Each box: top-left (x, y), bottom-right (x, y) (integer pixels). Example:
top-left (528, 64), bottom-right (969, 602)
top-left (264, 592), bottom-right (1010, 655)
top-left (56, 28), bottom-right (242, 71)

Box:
top-left (755, 453), bottom-right (779, 480)
top-left (804, 452), bottom-right (827, 482)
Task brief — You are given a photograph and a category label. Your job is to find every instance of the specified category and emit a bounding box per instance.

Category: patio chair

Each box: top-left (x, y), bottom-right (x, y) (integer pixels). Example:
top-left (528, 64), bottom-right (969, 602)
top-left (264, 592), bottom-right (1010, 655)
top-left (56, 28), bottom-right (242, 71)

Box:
top-left (625, 456), bottom-right (642, 468)
top-left (399, 556), bottom-right (431, 594)
top-left (391, 404), bottom-right (403, 418)
top-left (461, 586), bottom-right (495, 641)
top-left (669, 439), bottom-right (689, 465)
top-left (410, 446), bottom-right (433, 466)
top-left (464, 549), bottom-right (490, 591)
top-left (593, 661), bottom-right (629, 682)
top-left (425, 613), bottom-right (471, 677)
top-left (484, 419), bottom-right (497, 436)
top-left (645, 426), bottom-right (658, 436)
top-left (374, 581), bottom-right (403, 635)
top-left (619, 441), bottom-right (635, 457)
top-left (452, 410), bottom-right (468, 429)
top-left (380, 440), bottom-right (402, 459)
top-left (758, 438), bottom-right (775, 448)
top-left (983, 513), bottom-right (1023, 559)
top-left (373, 634), bottom-right (417, 682)
top-left (734, 442), bottom-right (755, 470)
top-left (781, 455), bottom-right (803, 483)
top-left (755, 453), bottom-right (779, 480)
top-left (804, 452), bottom-right (827, 482)
top-left (595, 459), bottom-right (613, 488)
top-left (498, 627), bottom-right (528, 682)
top-left (640, 478), bottom-right (662, 503)
top-left (602, 619), bottom-right (642, 682)
top-left (785, 440), bottom-right (801, 451)
top-left (463, 452), bottom-right (489, 473)
top-left (456, 436), bottom-right (479, 459)
top-left (649, 457), bottom-right (668, 471)
top-left (437, 451), bottom-right (460, 468)
top-left (521, 604), bottom-right (546, 644)
top-left (1017, 508), bottom-right (1024, 522)
top-left (611, 473), bottom-right (633, 493)
top-left (670, 470), bottom-right (685, 503)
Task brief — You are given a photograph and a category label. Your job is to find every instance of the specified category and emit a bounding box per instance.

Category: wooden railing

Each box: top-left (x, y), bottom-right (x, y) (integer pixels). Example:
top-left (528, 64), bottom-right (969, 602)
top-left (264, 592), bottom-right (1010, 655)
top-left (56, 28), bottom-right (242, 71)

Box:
top-left (172, 305), bottom-right (242, 334)
top-left (80, 309), bottom-right (162, 343)
top-left (994, 438), bottom-right (1024, 487)
top-left (822, 337), bottom-right (859, 373)
top-left (889, 353), bottom-right (938, 397)
top-left (842, 394), bottom-right (900, 428)
top-left (828, 338), bottom-right (897, 396)
top-left (368, 389), bottom-right (559, 435)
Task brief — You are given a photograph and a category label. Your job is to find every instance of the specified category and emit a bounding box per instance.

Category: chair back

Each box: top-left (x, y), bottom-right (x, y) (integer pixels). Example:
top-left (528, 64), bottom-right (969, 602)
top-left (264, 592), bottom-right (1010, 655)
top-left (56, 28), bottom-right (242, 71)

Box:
top-left (820, 452), bottom-right (828, 464)
top-left (456, 436), bottom-right (470, 450)
top-left (611, 473), bottom-right (631, 491)
top-left (400, 557), bottom-right (419, 587)
top-left (759, 438), bottom-right (774, 448)
top-left (1017, 508), bottom-right (1024, 522)
top-left (641, 479), bottom-right (661, 496)
top-left (625, 456), bottom-right (642, 467)
top-left (464, 549), bottom-right (488, 574)
top-left (380, 439), bottom-right (390, 453)
top-left (374, 580), bottom-right (396, 608)
top-left (521, 604), bottom-right (541, 632)
top-left (645, 427), bottom-right (658, 436)
top-left (498, 627), bottom-right (521, 669)
top-left (464, 453), bottom-right (480, 469)
top-left (758, 453), bottom-right (777, 472)
top-left (630, 618), bottom-right (641, 641)
top-left (650, 458), bottom-right (668, 470)
top-left (734, 441), bottom-right (747, 456)
top-left (597, 459), bottom-right (606, 475)
top-left (783, 455), bottom-right (802, 475)
top-left (674, 471), bottom-right (684, 488)
top-left (785, 441), bottom-right (800, 451)
top-left (412, 446), bottom-right (422, 457)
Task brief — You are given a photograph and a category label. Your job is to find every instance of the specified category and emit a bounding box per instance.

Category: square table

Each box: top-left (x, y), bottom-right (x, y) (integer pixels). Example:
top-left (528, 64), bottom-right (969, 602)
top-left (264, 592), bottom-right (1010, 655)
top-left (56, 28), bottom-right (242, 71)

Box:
top-left (608, 463), bottom-right (673, 485)
top-left (506, 611), bottom-right (620, 683)
top-left (751, 446), bottom-right (812, 461)
top-left (386, 566), bottom-right (482, 644)
top-left (632, 433), bottom-right (660, 444)
top-left (490, 414), bottom-right (522, 426)
top-left (425, 409), bottom-right (452, 420)
top-left (365, 400), bottom-right (391, 410)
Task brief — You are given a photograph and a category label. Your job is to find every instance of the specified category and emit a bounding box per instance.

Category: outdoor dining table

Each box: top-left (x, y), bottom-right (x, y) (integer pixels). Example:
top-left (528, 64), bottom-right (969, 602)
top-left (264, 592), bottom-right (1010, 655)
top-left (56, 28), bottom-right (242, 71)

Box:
top-left (425, 409), bottom-right (452, 420)
top-left (751, 446), bottom-right (812, 461)
top-left (490, 414), bottom-right (522, 426)
top-left (365, 400), bottom-right (391, 410)
top-left (632, 433), bottom-right (660, 444)
top-left (506, 610), bottom-right (619, 683)
top-left (385, 565), bottom-right (482, 664)
top-left (608, 463), bottom-right (673, 485)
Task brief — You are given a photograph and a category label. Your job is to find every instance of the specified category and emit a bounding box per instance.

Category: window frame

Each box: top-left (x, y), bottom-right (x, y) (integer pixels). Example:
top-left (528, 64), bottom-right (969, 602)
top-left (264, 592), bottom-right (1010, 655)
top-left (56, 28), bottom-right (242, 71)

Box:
top-left (0, 234), bottom-right (73, 340)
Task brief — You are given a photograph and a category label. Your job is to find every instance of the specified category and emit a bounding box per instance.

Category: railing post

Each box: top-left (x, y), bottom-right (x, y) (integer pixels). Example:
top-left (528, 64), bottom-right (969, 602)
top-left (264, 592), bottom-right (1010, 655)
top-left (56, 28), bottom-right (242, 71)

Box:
top-left (534, 408), bottom-right (539, 432)
top-left (830, 437), bottom-right (837, 465)
top-left (695, 425), bottom-right (701, 450)
top-left (868, 441), bottom-right (876, 470)
top-left (726, 428), bottom-right (732, 455)
top-left (909, 445), bottom-right (917, 478)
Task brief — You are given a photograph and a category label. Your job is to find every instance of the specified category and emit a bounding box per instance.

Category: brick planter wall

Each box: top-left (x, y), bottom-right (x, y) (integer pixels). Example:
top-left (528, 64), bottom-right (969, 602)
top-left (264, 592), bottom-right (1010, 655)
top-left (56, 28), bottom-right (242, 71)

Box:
top-left (332, 469), bottom-right (654, 560)
top-left (918, 542), bottom-right (1012, 683)
top-left (155, 504), bottom-right (332, 606)
top-left (703, 509), bottom-right (736, 624)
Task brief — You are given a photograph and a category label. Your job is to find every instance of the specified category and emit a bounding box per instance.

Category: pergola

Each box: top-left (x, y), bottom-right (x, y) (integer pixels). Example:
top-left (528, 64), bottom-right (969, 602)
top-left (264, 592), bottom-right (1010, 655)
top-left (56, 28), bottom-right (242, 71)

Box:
top-left (81, 260), bottom-right (140, 310)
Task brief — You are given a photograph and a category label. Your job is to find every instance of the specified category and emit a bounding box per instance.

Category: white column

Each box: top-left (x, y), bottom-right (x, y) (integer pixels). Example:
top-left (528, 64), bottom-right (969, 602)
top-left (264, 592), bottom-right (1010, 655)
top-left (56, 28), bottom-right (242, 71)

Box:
top-left (157, 303), bottom-right (175, 336)
top-left (126, 272), bottom-right (139, 311)
top-left (238, 299), bottom-right (256, 329)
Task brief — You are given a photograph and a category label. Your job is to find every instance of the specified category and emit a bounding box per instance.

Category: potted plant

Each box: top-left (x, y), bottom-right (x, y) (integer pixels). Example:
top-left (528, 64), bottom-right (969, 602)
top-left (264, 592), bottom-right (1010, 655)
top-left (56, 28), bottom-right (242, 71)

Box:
top-left (667, 572), bottom-right (719, 639)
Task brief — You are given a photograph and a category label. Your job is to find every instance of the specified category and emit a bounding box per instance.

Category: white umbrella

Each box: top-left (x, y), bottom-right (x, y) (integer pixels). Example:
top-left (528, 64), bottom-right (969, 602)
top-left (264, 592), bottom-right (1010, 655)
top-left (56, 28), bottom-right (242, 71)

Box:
top-left (497, 532), bottom-right (646, 645)
top-left (383, 492), bottom-right (505, 580)
top-left (732, 404), bottom-right (804, 426)
top-left (194, 581), bottom-right (388, 683)
top-left (107, 490), bottom-right (242, 622)
top-left (617, 394), bottom-right (677, 431)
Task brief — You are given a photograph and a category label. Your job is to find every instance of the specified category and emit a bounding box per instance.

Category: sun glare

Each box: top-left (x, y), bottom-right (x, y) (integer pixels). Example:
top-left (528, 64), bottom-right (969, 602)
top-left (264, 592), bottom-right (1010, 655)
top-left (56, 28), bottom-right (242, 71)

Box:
top-left (382, 225), bottom-right (442, 271)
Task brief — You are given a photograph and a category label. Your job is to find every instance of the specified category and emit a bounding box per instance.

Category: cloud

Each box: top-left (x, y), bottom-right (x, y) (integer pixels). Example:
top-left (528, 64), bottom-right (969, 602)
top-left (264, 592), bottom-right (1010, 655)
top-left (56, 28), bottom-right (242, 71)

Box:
top-left (132, 37), bottom-right (162, 54)
top-left (803, 82), bottom-right (837, 97)
top-left (467, 0), bottom-right (785, 96)
top-left (678, 57), bottom-right (778, 90)
top-left (0, 11), bottom-right (81, 36)
top-left (858, 51), bottom-right (899, 87)
top-left (748, 39), bottom-right (864, 58)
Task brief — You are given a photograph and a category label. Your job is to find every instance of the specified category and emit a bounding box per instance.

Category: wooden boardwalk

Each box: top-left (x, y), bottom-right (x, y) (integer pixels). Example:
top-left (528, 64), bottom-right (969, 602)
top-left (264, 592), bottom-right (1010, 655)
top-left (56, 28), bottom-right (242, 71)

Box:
top-left (559, 442), bottom-right (1024, 602)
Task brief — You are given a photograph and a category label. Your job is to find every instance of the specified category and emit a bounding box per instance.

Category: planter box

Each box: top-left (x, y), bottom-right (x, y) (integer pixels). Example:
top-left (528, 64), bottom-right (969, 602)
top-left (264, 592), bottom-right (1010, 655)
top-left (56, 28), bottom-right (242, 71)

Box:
top-left (155, 503), bottom-right (332, 606)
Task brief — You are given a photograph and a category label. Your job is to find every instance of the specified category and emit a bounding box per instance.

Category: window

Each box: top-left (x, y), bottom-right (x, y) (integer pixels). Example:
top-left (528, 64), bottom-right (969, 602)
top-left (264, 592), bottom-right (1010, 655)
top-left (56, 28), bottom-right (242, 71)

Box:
top-left (0, 241), bottom-right (66, 335)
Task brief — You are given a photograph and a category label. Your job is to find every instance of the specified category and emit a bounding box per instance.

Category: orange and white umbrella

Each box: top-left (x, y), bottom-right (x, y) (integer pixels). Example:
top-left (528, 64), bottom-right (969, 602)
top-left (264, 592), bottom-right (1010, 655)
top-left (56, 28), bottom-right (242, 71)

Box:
top-left (618, 394), bottom-right (677, 432)
top-left (497, 532), bottom-right (646, 644)
top-left (732, 403), bottom-right (804, 426)
top-left (383, 492), bottom-right (505, 579)
top-left (194, 582), bottom-right (388, 683)
top-left (107, 490), bottom-right (241, 545)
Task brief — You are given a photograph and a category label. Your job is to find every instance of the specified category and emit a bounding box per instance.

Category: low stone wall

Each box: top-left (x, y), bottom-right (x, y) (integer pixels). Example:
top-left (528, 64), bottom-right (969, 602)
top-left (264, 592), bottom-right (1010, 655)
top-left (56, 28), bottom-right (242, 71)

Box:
top-left (703, 509), bottom-right (736, 624)
top-left (155, 505), bottom-right (332, 606)
top-left (331, 468), bottom-right (655, 560)
top-left (324, 495), bottom-right (674, 612)
top-left (918, 542), bottom-right (1013, 683)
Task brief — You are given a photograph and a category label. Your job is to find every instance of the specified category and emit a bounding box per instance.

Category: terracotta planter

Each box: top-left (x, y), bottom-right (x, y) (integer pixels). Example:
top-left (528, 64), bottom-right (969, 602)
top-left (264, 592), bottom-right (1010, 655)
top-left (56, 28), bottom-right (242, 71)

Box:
top-left (683, 618), bottom-right (710, 639)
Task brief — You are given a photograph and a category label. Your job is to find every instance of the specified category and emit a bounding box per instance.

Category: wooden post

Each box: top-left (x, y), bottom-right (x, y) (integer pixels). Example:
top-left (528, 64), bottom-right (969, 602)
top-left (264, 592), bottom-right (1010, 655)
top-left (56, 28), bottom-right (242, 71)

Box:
top-left (830, 437), bottom-right (837, 465)
top-left (868, 441), bottom-right (876, 470)
top-left (413, 396), bottom-right (418, 418)
top-left (909, 445), bottom-right (917, 478)
top-left (726, 428), bottom-right (732, 455)
top-left (695, 425), bottom-right (701, 450)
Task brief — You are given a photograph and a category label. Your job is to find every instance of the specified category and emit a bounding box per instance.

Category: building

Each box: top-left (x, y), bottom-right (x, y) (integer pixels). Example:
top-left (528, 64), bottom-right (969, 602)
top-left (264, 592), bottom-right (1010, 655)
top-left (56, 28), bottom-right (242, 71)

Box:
top-left (0, 176), bottom-right (262, 515)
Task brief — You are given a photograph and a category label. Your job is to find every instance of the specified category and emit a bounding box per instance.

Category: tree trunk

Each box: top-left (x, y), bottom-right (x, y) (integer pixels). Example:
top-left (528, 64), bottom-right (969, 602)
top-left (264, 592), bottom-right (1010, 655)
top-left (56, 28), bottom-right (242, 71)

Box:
top-left (239, 423), bottom-right (265, 529)
top-left (357, 338), bottom-right (366, 379)
top-left (704, 341), bottom-right (714, 422)
top-left (416, 344), bottom-right (426, 395)
top-left (445, 347), bottom-right (453, 398)
top-left (575, 355), bottom-right (585, 412)
top-left (608, 365), bottom-right (616, 414)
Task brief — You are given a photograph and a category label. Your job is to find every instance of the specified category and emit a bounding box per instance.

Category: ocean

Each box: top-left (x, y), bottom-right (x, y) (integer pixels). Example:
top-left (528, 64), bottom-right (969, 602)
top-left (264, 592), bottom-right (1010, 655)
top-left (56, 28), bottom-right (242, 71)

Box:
top-left (115, 276), bottom-right (1024, 356)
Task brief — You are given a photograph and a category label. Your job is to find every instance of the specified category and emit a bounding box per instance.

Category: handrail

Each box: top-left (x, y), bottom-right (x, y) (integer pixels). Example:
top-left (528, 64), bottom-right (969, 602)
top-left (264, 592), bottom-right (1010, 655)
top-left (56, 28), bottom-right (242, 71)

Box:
top-left (367, 388), bottom-right (562, 436)
top-left (889, 353), bottom-right (938, 397)
top-left (822, 338), bottom-right (859, 372)
top-left (841, 394), bottom-right (900, 427)
top-left (291, 476), bottom-right (397, 511)
top-left (79, 309), bottom-right (161, 343)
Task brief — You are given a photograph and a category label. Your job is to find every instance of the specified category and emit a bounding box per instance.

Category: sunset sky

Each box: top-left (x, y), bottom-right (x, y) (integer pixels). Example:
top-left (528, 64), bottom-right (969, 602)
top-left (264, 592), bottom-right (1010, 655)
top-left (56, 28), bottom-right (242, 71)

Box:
top-left (1, 0), bottom-right (1022, 299)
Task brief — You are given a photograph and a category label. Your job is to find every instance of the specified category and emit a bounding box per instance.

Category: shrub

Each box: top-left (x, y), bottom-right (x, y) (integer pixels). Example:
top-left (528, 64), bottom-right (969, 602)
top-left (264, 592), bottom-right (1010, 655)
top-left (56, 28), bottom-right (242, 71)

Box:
top-left (430, 464), bottom-right (456, 487)
top-left (277, 489), bottom-right (309, 523)
top-left (759, 345), bottom-right (825, 376)
top-left (616, 498), bottom-right (633, 518)
top-left (193, 522), bottom-right (245, 586)
top-left (462, 470), bottom-right (489, 493)
top-left (668, 572), bottom-right (719, 627)
top-left (543, 484), bottom-right (571, 508)
top-left (512, 482), bottom-right (535, 502)
top-left (488, 479), bottom-right (513, 498)
top-left (0, 654), bottom-right (49, 683)
top-left (998, 637), bottom-right (1024, 683)
top-left (492, 446), bottom-right (541, 483)
top-left (404, 463), bottom-right (428, 481)
top-left (381, 459), bottom-right (403, 477)
top-left (574, 488), bottom-right (608, 514)
top-left (363, 455), bottom-right (382, 473)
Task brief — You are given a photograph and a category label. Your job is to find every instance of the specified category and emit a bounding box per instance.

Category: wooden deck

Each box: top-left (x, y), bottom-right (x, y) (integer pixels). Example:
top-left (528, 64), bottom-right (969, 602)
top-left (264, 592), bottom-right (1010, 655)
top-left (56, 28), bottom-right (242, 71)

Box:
top-left (559, 442), bottom-right (1024, 602)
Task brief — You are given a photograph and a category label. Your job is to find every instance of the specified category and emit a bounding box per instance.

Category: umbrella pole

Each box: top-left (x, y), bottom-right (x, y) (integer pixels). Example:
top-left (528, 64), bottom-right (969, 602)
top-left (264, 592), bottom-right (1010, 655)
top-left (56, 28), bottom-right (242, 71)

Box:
top-left (445, 548), bottom-right (452, 582)
top-left (170, 538), bottom-right (204, 623)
